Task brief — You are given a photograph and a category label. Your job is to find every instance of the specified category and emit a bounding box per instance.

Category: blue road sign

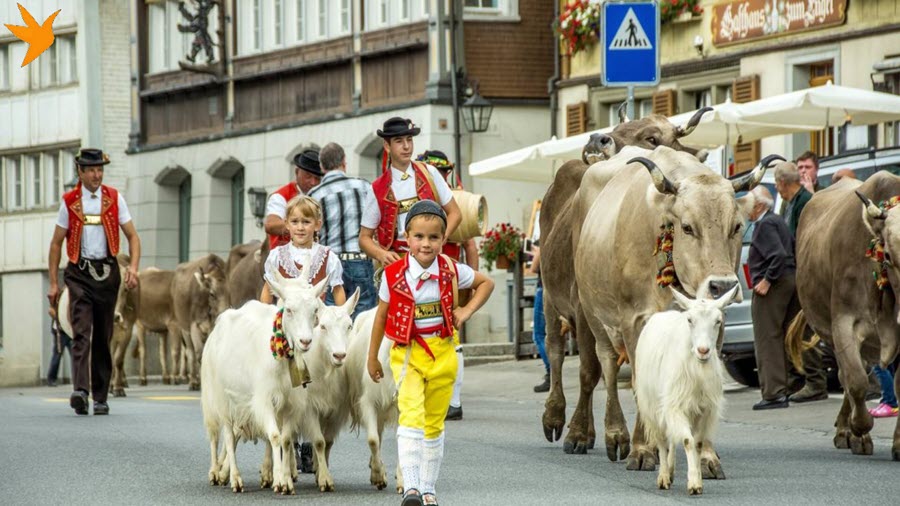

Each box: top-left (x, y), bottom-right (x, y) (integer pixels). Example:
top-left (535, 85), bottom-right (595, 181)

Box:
top-left (601, 1), bottom-right (660, 87)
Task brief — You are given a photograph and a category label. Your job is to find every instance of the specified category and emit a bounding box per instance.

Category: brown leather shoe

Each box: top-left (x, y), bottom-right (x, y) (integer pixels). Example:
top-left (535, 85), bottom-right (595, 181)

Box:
top-left (70, 391), bottom-right (88, 415)
top-left (752, 396), bottom-right (789, 410)
top-left (789, 386), bottom-right (828, 403)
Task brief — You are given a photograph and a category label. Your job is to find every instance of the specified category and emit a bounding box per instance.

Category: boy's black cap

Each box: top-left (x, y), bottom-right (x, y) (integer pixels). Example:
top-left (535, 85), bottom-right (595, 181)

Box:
top-left (405, 200), bottom-right (447, 231)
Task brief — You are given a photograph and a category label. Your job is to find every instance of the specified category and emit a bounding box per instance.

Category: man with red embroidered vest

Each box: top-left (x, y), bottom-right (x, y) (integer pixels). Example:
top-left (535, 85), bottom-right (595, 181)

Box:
top-left (47, 148), bottom-right (141, 416)
top-left (366, 200), bottom-right (493, 506)
top-left (264, 149), bottom-right (324, 250)
top-left (359, 117), bottom-right (462, 266)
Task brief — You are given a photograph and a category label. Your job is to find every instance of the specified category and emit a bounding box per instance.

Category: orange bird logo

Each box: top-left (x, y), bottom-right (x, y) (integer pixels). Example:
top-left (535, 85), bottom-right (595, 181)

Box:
top-left (4, 4), bottom-right (61, 67)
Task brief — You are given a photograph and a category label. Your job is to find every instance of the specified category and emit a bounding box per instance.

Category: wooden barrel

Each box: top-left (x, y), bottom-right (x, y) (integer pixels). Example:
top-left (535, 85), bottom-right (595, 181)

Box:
top-left (449, 190), bottom-right (488, 243)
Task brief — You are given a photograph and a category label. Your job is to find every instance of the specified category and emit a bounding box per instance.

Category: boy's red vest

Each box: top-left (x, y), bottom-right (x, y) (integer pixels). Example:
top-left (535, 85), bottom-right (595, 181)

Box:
top-left (267, 183), bottom-right (301, 249)
top-left (371, 162), bottom-right (461, 259)
top-left (383, 255), bottom-right (456, 356)
top-left (62, 182), bottom-right (120, 263)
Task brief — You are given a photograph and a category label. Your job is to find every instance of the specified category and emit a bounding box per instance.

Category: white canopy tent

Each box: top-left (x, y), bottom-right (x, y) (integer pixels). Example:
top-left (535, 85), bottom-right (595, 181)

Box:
top-left (470, 83), bottom-right (900, 182)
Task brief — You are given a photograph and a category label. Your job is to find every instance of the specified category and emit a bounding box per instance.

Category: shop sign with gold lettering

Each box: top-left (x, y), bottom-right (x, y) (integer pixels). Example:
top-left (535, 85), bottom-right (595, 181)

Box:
top-left (711, 0), bottom-right (847, 47)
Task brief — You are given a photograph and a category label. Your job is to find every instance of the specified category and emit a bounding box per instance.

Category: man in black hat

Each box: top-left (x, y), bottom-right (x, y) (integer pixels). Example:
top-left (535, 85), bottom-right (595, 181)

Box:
top-left (47, 148), bottom-right (141, 416)
top-left (264, 148), bottom-right (324, 249)
top-left (359, 117), bottom-right (461, 265)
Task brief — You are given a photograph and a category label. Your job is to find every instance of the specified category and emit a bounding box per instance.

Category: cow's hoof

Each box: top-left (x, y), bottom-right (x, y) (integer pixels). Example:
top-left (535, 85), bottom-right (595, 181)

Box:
top-left (140, 378), bottom-right (148, 386)
top-left (701, 456), bottom-right (726, 480)
top-left (587, 436), bottom-right (596, 450)
top-left (657, 473), bottom-right (671, 490)
top-left (231, 477), bottom-right (243, 493)
top-left (542, 411), bottom-right (565, 442)
top-left (833, 429), bottom-right (851, 449)
top-left (162, 377), bottom-right (171, 385)
top-left (625, 447), bottom-right (657, 471)
top-left (605, 430), bottom-right (631, 462)
top-left (563, 439), bottom-right (588, 455)
top-left (892, 447), bottom-right (900, 461)
top-left (208, 472), bottom-right (219, 486)
top-left (112, 388), bottom-right (126, 398)
top-left (260, 471), bottom-right (273, 489)
top-left (688, 484), bottom-right (703, 496)
top-left (122, 379), bottom-right (130, 388)
top-left (850, 434), bottom-right (873, 455)
top-left (189, 383), bottom-right (201, 391)
top-left (370, 469), bottom-right (387, 490)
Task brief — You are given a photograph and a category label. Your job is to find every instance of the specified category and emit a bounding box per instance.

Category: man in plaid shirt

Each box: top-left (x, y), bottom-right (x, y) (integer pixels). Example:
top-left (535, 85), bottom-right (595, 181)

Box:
top-left (308, 142), bottom-right (378, 317)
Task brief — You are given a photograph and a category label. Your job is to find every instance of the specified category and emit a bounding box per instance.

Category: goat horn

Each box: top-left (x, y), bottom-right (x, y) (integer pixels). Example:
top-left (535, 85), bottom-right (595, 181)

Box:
top-left (630, 157), bottom-right (678, 195)
top-left (856, 190), bottom-right (886, 219)
top-left (732, 154), bottom-right (785, 193)
top-left (676, 106), bottom-right (713, 137)
top-left (617, 101), bottom-right (629, 124)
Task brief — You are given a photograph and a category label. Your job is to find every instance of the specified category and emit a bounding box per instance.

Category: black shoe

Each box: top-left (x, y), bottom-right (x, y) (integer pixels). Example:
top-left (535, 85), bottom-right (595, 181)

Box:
top-left (93, 402), bottom-right (109, 415)
top-left (70, 391), bottom-right (88, 415)
top-left (446, 405), bottom-right (463, 421)
top-left (299, 442), bottom-right (314, 474)
top-left (534, 374), bottom-right (550, 393)
top-left (401, 488), bottom-right (424, 506)
top-left (47, 380), bottom-right (58, 387)
top-left (789, 386), bottom-right (828, 403)
top-left (752, 396), bottom-right (789, 410)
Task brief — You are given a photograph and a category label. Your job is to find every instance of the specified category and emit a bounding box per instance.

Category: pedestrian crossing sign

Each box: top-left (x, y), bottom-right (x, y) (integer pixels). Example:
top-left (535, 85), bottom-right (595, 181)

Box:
top-left (602, 1), bottom-right (660, 86)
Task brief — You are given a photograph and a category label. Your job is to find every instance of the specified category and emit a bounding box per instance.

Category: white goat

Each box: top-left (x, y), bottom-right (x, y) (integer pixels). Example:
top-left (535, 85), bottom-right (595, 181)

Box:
top-left (271, 288), bottom-right (360, 492)
top-left (346, 307), bottom-right (404, 493)
top-left (634, 285), bottom-right (737, 496)
top-left (200, 270), bottom-right (327, 494)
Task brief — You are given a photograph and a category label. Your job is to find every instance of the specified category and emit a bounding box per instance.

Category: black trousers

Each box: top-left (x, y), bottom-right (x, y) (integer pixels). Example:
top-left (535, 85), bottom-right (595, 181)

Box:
top-left (751, 273), bottom-right (801, 401)
top-left (64, 258), bottom-right (120, 403)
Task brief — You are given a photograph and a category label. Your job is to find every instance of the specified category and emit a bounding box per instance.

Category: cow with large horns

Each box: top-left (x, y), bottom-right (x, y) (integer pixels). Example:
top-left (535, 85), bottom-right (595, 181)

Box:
top-left (539, 106), bottom-right (714, 454)
top-left (786, 172), bottom-right (900, 460)
top-left (570, 146), bottom-right (782, 476)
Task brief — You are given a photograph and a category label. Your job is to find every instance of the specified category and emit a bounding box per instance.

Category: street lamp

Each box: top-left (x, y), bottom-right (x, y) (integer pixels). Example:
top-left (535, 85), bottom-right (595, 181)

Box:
top-left (461, 89), bottom-right (494, 133)
top-left (247, 186), bottom-right (268, 228)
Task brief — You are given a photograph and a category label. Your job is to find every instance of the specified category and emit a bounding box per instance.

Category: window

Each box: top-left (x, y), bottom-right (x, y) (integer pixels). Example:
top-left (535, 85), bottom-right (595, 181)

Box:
top-left (179, 178), bottom-right (192, 263)
top-left (465, 0), bottom-right (499, 8)
top-left (692, 89), bottom-right (712, 110)
top-left (60, 150), bottom-right (75, 190)
top-left (296, 0), bottom-right (306, 41)
top-left (58, 36), bottom-right (77, 84)
top-left (6, 157), bottom-right (23, 210)
top-left (274, 0), bottom-right (284, 45)
top-left (44, 153), bottom-right (61, 206)
top-left (400, 0), bottom-right (410, 20)
top-left (253, 0), bottom-right (262, 50)
top-left (340, 0), bottom-right (351, 33)
top-left (379, 0), bottom-right (388, 25)
top-left (639, 99), bottom-right (653, 119)
top-left (231, 170), bottom-right (244, 245)
top-left (317, 0), bottom-right (327, 38)
top-left (0, 44), bottom-right (9, 90)
top-left (26, 155), bottom-right (41, 208)
top-left (40, 38), bottom-right (58, 87)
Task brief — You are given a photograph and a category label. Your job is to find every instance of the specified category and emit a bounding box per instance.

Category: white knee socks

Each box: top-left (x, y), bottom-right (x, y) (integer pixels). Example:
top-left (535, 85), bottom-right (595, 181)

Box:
top-left (450, 347), bottom-right (464, 408)
top-left (397, 426), bottom-right (424, 493)
top-left (421, 433), bottom-right (445, 495)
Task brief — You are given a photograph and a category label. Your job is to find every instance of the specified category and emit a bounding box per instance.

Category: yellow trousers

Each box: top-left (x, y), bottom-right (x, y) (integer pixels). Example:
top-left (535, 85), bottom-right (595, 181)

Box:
top-left (390, 333), bottom-right (459, 439)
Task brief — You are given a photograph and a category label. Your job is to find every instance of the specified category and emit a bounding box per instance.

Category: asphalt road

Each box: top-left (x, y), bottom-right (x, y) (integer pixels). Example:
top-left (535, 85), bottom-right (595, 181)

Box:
top-left (1, 358), bottom-right (898, 505)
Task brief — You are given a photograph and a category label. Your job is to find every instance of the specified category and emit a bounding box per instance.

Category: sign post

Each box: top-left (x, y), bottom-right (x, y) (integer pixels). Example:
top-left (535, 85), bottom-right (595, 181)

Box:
top-left (601, 1), bottom-right (660, 120)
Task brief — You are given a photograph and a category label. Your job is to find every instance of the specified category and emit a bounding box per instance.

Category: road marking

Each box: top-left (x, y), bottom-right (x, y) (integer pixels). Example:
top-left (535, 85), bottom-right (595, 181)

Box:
top-left (44, 398), bottom-right (68, 403)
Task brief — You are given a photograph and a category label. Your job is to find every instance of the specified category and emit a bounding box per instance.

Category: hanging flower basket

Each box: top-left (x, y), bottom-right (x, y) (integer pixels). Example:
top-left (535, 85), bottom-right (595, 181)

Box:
top-left (479, 223), bottom-right (524, 273)
top-left (661, 0), bottom-right (703, 25)
top-left (554, 0), bottom-right (601, 56)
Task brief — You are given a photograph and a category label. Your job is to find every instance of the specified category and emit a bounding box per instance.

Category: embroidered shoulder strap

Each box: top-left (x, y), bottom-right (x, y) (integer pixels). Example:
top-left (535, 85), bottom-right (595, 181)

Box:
top-left (414, 162), bottom-right (440, 202)
top-left (440, 253), bottom-right (459, 309)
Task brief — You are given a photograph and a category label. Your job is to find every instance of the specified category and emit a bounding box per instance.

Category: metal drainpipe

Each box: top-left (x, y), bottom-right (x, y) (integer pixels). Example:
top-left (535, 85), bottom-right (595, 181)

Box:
top-left (548, 0), bottom-right (561, 138)
top-left (450, 1), bottom-right (463, 184)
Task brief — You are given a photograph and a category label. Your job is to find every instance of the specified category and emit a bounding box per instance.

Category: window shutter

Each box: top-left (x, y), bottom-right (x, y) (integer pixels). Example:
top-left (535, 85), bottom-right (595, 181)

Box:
top-left (731, 75), bottom-right (760, 176)
top-left (652, 89), bottom-right (676, 117)
top-left (566, 102), bottom-right (587, 136)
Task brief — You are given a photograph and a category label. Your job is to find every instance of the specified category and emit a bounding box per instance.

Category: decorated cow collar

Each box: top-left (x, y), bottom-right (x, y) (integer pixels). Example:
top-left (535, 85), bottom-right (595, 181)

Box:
top-left (654, 224), bottom-right (680, 288)
top-left (270, 307), bottom-right (294, 359)
top-left (865, 196), bottom-right (900, 290)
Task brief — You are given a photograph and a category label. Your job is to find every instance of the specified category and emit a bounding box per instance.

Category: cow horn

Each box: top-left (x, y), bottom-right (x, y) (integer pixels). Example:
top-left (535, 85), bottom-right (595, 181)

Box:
top-left (675, 106), bottom-right (713, 138)
top-left (731, 154), bottom-right (785, 193)
top-left (630, 157), bottom-right (678, 195)
top-left (855, 190), bottom-right (886, 219)
top-left (617, 101), bottom-right (629, 124)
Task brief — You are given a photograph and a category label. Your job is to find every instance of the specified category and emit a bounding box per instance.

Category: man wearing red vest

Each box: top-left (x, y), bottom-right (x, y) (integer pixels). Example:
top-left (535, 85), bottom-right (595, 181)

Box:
top-left (359, 117), bottom-right (462, 266)
top-left (264, 149), bottom-right (323, 249)
top-left (47, 148), bottom-right (141, 416)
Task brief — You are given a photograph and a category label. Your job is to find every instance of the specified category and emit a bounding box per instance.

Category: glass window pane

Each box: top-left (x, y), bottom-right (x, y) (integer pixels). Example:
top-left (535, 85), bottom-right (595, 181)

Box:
top-left (296, 0), bottom-right (306, 41)
top-left (401, 0), bottom-right (410, 20)
top-left (26, 155), bottom-right (41, 208)
top-left (318, 0), bottom-right (327, 37)
top-left (275, 0), bottom-right (283, 44)
top-left (0, 45), bottom-right (9, 90)
top-left (8, 157), bottom-right (23, 209)
top-left (253, 0), bottom-right (261, 50)
top-left (341, 0), bottom-right (350, 32)
top-left (45, 152), bottom-right (60, 205)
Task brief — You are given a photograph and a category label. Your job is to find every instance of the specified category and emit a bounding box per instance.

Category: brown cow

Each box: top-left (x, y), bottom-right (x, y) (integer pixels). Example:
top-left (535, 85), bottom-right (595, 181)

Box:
top-left (539, 108), bottom-right (712, 456)
top-left (110, 254), bottom-right (139, 397)
top-left (226, 239), bottom-right (268, 308)
top-left (172, 254), bottom-right (229, 390)
top-left (786, 172), bottom-right (900, 460)
top-left (133, 268), bottom-right (180, 385)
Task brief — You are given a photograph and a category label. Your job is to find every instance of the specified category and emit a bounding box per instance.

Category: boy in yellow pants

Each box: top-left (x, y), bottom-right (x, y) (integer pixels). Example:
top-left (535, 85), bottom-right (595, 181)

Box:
top-left (368, 200), bottom-right (493, 506)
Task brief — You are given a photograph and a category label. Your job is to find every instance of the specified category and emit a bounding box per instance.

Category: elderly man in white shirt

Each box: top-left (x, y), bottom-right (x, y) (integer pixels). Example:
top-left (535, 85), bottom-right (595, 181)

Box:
top-left (47, 148), bottom-right (141, 416)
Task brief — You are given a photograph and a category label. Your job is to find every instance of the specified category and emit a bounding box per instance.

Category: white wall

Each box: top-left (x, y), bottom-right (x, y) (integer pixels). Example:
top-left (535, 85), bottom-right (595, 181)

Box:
top-left (0, 272), bottom-right (47, 387)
